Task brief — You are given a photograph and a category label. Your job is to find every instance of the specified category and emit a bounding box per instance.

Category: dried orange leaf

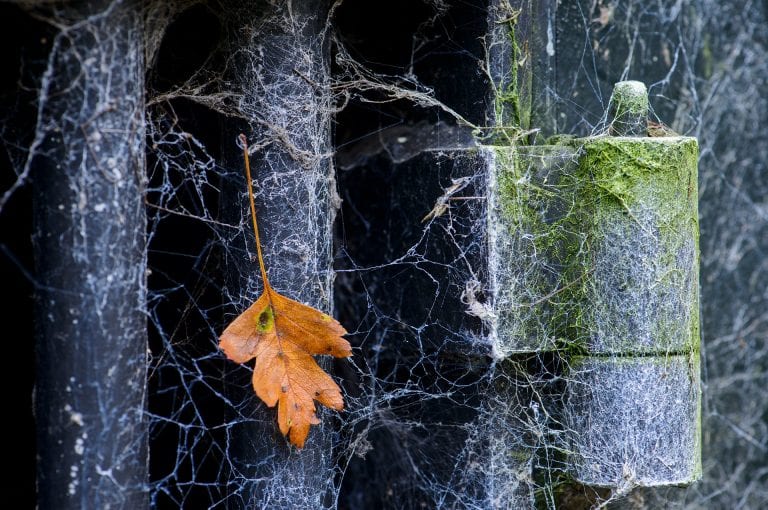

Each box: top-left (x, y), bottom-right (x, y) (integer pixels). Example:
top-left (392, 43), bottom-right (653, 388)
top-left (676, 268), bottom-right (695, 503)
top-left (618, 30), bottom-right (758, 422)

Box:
top-left (220, 282), bottom-right (351, 448)
top-left (219, 134), bottom-right (351, 448)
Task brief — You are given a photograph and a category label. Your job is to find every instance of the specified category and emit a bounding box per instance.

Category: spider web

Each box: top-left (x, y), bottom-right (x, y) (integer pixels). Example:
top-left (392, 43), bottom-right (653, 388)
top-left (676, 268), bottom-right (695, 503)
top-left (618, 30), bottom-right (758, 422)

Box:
top-left (1, 0), bottom-right (766, 509)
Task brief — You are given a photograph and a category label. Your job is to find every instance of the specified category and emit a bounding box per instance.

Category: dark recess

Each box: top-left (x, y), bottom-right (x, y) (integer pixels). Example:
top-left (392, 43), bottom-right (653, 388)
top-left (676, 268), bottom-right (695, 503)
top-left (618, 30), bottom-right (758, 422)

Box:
top-left (333, 1), bottom-right (492, 507)
top-left (0, 5), bottom-right (55, 507)
top-left (146, 4), bottom-right (228, 509)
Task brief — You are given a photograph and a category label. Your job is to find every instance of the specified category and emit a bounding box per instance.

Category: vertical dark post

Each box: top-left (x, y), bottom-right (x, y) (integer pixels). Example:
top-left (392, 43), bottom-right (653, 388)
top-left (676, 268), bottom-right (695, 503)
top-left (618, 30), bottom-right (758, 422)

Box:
top-left (32, 1), bottom-right (147, 508)
top-left (219, 1), bottom-right (337, 507)
top-left (487, 0), bottom-right (533, 136)
top-left (487, 0), bottom-right (556, 138)
top-left (485, 2), bottom-right (560, 507)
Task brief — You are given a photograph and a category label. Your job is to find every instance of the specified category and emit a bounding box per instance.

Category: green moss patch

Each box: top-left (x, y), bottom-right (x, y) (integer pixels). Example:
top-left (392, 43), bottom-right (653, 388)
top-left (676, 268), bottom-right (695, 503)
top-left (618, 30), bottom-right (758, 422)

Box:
top-left (488, 136), bottom-right (699, 355)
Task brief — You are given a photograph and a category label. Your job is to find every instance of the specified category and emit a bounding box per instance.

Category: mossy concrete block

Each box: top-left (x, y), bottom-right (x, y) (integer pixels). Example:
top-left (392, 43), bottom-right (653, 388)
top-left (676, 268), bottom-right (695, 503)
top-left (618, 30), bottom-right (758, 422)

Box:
top-left (565, 355), bottom-right (701, 487)
top-left (487, 145), bottom-right (579, 355)
top-left (570, 136), bottom-right (700, 354)
top-left (487, 136), bottom-right (699, 356)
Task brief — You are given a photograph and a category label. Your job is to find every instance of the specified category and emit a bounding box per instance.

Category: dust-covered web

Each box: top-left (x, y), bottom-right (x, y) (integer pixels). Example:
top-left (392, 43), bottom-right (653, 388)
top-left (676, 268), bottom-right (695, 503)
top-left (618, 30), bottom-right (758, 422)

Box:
top-left (2, 1), bottom-right (766, 509)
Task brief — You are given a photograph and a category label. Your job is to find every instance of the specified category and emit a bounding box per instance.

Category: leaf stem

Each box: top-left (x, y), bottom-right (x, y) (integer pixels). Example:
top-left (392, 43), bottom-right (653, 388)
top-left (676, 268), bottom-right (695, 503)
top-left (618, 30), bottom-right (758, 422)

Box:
top-left (239, 133), bottom-right (270, 288)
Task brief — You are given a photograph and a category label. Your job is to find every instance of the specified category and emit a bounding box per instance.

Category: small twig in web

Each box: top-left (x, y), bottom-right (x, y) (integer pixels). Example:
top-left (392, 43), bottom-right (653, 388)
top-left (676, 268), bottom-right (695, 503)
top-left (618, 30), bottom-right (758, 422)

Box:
top-left (292, 68), bottom-right (322, 91)
top-left (421, 176), bottom-right (473, 222)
